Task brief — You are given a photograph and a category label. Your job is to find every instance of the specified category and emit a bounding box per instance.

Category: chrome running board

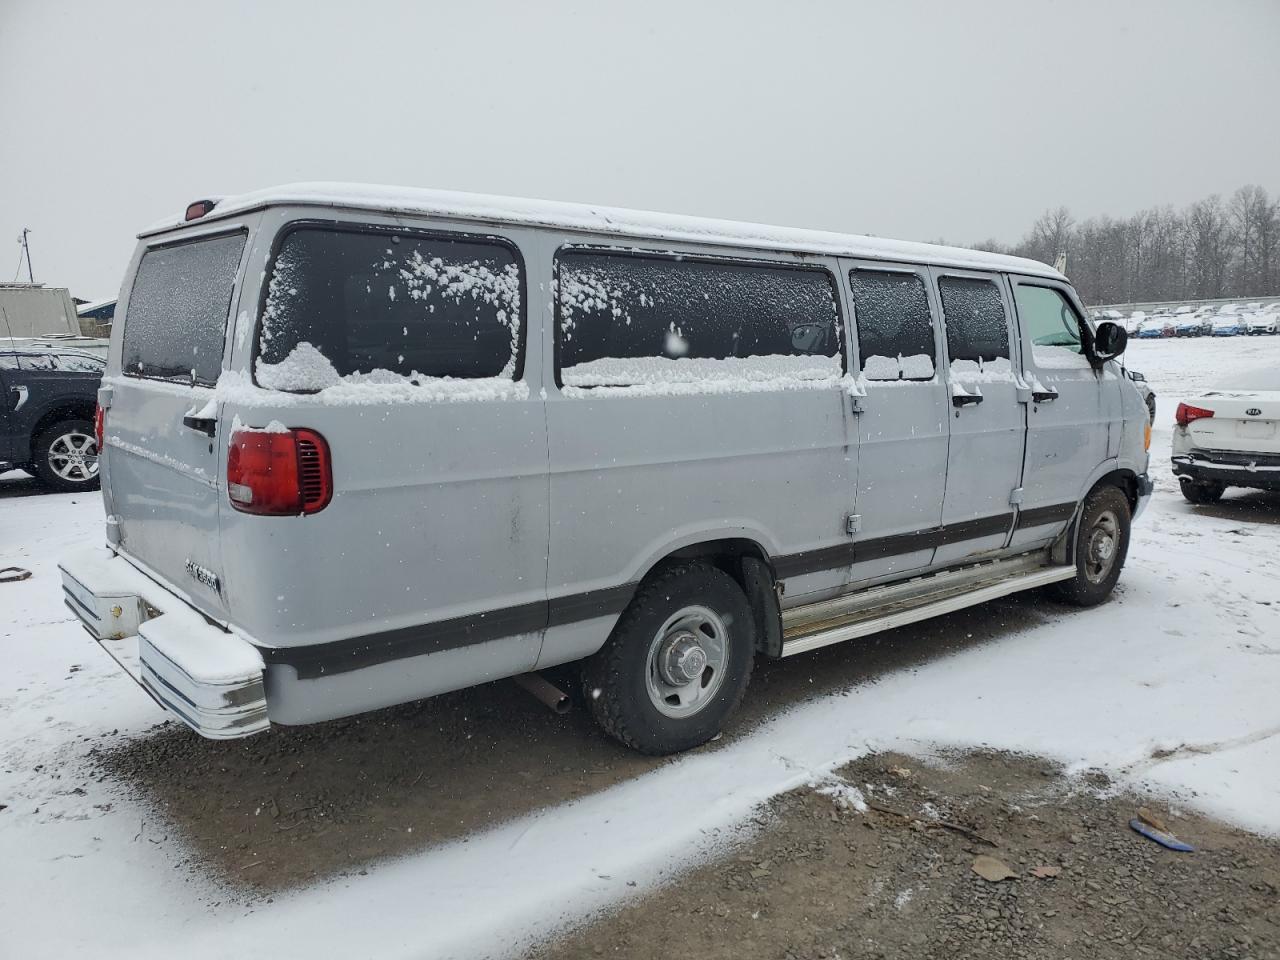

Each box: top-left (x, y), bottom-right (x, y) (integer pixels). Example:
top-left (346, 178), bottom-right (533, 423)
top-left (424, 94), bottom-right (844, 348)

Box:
top-left (780, 553), bottom-right (1075, 658)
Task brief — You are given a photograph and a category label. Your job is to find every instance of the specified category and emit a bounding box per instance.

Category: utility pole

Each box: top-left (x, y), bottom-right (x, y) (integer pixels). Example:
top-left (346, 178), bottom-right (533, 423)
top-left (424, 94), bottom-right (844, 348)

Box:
top-left (20, 228), bottom-right (34, 283)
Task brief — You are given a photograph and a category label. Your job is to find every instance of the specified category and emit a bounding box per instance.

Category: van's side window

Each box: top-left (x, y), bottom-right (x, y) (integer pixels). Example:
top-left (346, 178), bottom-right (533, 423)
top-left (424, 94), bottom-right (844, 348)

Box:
top-left (1014, 284), bottom-right (1090, 369)
top-left (555, 250), bottom-right (843, 389)
top-left (255, 225), bottom-right (523, 391)
top-left (848, 269), bottom-right (936, 381)
top-left (937, 276), bottom-right (1010, 373)
top-left (124, 232), bottom-right (246, 386)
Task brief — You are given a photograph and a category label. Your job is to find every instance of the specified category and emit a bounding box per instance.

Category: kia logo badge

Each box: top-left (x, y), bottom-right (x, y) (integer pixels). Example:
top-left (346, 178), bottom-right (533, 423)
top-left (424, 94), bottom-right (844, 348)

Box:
top-left (1246, 407), bottom-right (1262, 416)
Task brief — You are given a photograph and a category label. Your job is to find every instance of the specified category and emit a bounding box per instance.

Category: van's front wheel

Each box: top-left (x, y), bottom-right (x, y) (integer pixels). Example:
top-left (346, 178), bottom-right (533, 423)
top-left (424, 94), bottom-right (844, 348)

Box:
top-left (1052, 484), bottom-right (1131, 607)
top-left (583, 562), bottom-right (755, 755)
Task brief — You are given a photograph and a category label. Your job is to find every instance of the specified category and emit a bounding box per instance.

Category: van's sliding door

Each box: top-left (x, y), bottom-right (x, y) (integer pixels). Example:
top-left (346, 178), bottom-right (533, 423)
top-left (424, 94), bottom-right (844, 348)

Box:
top-left (839, 260), bottom-right (949, 582)
top-left (930, 268), bottom-right (1027, 566)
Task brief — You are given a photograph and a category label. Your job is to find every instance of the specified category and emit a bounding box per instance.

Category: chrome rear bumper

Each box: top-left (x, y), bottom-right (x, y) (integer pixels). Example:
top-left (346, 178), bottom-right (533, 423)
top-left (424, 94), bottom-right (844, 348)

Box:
top-left (59, 546), bottom-right (269, 739)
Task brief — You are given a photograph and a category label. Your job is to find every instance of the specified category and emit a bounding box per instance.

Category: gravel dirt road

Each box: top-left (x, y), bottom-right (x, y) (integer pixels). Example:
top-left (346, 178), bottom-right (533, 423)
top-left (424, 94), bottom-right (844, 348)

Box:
top-left (537, 751), bottom-right (1280, 960)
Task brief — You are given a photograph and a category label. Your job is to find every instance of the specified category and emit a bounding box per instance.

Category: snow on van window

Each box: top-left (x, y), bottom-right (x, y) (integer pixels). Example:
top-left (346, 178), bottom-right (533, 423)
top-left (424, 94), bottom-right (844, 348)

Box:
top-left (848, 270), bottom-right (937, 381)
top-left (861, 355), bottom-right (900, 381)
top-left (256, 227), bottom-right (523, 392)
top-left (124, 232), bottom-right (245, 385)
top-left (949, 355), bottom-right (1015, 382)
top-left (556, 250), bottom-right (843, 393)
top-left (938, 276), bottom-right (1010, 366)
top-left (231, 352), bottom-right (528, 406)
top-left (561, 354), bottom-right (845, 397)
top-left (861, 353), bottom-right (936, 382)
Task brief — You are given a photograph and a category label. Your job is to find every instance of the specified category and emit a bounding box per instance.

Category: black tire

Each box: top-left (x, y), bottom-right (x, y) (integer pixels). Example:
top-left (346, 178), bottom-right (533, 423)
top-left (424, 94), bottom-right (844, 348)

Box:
top-left (1051, 484), bottom-right (1131, 608)
top-left (582, 562), bottom-right (755, 755)
top-left (1145, 394), bottom-right (1156, 423)
top-left (31, 418), bottom-right (100, 493)
top-left (1180, 478), bottom-right (1225, 505)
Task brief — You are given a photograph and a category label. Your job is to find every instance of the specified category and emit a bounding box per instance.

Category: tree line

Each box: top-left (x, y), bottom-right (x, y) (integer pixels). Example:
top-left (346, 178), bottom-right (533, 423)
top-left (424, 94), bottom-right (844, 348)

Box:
top-left (960, 185), bottom-right (1280, 306)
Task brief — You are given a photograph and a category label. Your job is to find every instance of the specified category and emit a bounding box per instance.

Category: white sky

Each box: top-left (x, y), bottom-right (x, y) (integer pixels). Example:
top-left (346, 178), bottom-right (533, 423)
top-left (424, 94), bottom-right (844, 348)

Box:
top-left (2, 0), bottom-right (1278, 300)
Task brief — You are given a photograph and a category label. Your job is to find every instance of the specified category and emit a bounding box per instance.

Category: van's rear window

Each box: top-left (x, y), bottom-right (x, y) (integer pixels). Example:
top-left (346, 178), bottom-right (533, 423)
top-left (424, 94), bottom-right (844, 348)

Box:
top-left (123, 232), bottom-right (245, 386)
top-left (255, 225), bottom-right (523, 391)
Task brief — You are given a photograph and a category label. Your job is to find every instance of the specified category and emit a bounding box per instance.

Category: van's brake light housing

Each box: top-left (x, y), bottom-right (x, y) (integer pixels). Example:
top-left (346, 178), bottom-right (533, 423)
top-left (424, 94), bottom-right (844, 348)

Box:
top-left (227, 427), bottom-right (332, 515)
top-left (184, 199), bottom-right (219, 221)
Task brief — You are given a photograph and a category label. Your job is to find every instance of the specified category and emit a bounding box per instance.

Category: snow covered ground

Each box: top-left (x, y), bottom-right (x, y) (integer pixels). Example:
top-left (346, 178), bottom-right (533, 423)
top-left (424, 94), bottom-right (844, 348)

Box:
top-left (1, 336), bottom-right (1278, 959)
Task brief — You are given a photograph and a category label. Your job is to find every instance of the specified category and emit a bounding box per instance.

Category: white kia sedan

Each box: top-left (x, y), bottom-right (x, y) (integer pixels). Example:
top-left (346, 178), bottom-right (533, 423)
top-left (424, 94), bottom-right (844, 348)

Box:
top-left (1172, 368), bottom-right (1280, 503)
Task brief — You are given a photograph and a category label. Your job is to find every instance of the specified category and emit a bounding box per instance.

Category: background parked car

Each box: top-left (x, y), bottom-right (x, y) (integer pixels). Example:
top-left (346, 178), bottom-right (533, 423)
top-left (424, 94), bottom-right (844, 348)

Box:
top-left (1129, 369), bottom-right (1156, 421)
top-left (1137, 318), bottom-right (1167, 338)
top-left (1172, 366), bottom-right (1280, 503)
top-left (1245, 311), bottom-right (1278, 335)
top-left (1175, 315), bottom-right (1205, 337)
top-left (1212, 315), bottom-right (1243, 336)
top-left (0, 345), bottom-right (104, 491)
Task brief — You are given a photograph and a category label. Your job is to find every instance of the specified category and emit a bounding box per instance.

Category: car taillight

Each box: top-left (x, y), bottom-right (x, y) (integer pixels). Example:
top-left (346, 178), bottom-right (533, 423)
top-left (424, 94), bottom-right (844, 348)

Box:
top-left (94, 405), bottom-right (105, 449)
top-left (1175, 402), bottom-right (1215, 426)
top-left (227, 427), bottom-right (332, 515)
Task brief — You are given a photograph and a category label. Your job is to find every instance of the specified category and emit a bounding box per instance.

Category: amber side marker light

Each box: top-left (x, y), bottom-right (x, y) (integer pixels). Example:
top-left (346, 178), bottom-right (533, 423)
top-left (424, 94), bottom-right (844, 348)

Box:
top-left (1144, 421), bottom-right (1151, 452)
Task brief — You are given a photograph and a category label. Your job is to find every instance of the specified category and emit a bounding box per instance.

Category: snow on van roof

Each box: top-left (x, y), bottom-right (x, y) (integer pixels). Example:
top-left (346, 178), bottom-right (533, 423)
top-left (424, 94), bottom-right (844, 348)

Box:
top-left (142, 182), bottom-right (1064, 279)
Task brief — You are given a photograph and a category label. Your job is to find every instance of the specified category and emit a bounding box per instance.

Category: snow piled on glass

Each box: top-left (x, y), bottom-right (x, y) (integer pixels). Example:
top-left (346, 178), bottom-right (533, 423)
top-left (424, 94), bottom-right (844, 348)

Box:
top-left (561, 354), bottom-right (847, 397)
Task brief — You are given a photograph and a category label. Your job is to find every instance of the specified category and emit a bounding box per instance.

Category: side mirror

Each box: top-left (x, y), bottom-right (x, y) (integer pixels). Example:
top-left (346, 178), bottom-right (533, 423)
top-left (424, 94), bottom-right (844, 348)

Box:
top-left (1093, 320), bottom-right (1128, 362)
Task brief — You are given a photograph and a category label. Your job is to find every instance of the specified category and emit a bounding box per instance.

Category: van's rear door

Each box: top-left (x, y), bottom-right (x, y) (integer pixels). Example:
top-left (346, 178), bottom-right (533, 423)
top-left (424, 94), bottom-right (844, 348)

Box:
top-left (103, 223), bottom-right (252, 621)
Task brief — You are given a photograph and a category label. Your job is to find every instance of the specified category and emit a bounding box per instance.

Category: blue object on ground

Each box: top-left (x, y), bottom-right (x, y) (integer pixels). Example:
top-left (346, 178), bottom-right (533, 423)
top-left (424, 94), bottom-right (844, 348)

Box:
top-left (1130, 818), bottom-right (1195, 851)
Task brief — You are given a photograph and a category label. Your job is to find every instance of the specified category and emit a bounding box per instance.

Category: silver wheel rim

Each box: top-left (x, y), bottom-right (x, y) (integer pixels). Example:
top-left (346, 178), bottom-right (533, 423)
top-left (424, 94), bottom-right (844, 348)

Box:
top-left (644, 605), bottom-right (729, 719)
top-left (1084, 509), bottom-right (1120, 584)
top-left (48, 431), bottom-right (99, 482)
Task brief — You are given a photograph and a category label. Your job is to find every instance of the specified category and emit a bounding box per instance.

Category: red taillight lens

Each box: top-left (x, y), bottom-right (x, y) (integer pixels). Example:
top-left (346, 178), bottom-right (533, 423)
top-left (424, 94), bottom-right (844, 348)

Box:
top-left (227, 427), bottom-right (331, 515)
top-left (1175, 402), bottom-right (1215, 426)
top-left (94, 405), bottom-right (105, 449)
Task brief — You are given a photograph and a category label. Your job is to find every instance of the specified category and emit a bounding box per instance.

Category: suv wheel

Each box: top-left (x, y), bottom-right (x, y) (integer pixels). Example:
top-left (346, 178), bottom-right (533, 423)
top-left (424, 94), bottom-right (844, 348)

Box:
top-left (583, 562), bottom-right (755, 755)
top-left (1052, 484), bottom-right (1131, 608)
top-left (1180, 478), bottom-right (1225, 505)
top-left (32, 418), bottom-right (100, 492)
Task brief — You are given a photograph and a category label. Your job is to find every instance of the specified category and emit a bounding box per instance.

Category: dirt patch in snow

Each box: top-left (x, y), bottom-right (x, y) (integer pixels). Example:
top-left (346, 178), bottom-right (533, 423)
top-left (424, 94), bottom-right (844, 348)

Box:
top-left (536, 750), bottom-right (1280, 960)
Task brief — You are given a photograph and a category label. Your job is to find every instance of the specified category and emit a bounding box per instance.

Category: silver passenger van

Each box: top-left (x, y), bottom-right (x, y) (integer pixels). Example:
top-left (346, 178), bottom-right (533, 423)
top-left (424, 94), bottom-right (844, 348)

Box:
top-left (60, 184), bottom-right (1153, 754)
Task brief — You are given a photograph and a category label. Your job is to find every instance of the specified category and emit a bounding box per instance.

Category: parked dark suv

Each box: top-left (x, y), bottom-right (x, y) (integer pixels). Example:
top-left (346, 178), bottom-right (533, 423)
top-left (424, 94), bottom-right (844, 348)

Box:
top-left (1, 345), bottom-right (104, 491)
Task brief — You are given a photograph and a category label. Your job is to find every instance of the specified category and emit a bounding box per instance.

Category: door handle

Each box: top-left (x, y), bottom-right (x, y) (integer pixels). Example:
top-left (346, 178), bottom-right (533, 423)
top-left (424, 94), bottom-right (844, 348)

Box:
top-left (1032, 389), bottom-right (1059, 403)
top-left (951, 393), bottom-right (984, 408)
top-left (182, 414), bottom-right (217, 437)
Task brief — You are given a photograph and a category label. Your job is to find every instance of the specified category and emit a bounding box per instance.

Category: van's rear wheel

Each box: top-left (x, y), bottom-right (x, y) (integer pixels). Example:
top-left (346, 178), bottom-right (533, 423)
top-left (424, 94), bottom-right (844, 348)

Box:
top-left (32, 418), bottom-right (100, 492)
top-left (1052, 484), bottom-right (1131, 608)
top-left (583, 562), bottom-right (754, 755)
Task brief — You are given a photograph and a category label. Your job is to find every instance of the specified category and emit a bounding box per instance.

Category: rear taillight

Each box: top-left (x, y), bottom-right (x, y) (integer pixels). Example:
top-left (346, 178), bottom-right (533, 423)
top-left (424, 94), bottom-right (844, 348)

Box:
top-left (94, 405), bottom-right (105, 449)
top-left (227, 427), bottom-right (332, 515)
top-left (1175, 402), bottom-right (1215, 427)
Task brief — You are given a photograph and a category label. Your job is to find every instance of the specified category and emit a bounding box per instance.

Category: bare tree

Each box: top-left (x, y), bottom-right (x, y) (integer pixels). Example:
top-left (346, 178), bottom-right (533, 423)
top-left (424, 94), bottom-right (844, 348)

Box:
top-left (1185, 195), bottom-right (1235, 298)
top-left (956, 185), bottom-right (1280, 304)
